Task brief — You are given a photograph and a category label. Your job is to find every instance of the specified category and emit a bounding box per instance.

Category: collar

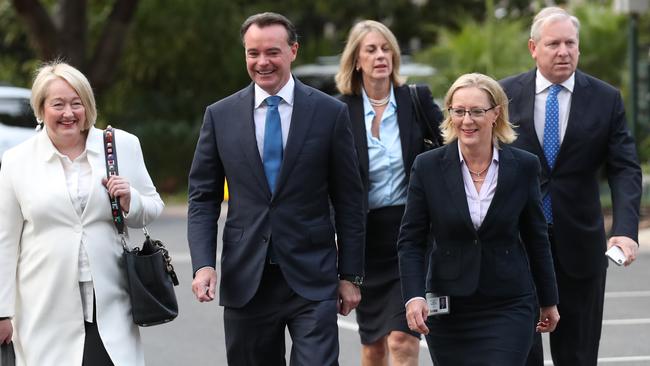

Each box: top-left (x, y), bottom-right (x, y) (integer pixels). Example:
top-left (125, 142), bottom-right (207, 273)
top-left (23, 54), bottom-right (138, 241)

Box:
top-left (535, 70), bottom-right (575, 94)
top-left (361, 84), bottom-right (396, 116)
top-left (458, 143), bottom-right (500, 166)
top-left (254, 76), bottom-right (295, 108)
top-left (38, 126), bottom-right (103, 162)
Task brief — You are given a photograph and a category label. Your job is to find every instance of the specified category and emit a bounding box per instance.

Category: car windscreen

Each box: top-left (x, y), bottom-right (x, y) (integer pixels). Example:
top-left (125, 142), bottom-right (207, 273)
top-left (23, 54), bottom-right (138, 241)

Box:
top-left (0, 97), bottom-right (36, 128)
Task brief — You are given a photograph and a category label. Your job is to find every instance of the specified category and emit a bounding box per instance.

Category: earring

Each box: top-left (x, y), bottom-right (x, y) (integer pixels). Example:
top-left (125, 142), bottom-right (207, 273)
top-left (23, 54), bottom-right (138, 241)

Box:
top-left (492, 121), bottom-right (497, 127)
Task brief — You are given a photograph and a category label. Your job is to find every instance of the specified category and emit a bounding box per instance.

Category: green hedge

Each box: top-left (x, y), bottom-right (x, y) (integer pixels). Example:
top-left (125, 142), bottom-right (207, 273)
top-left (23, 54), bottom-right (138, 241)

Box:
top-left (128, 121), bottom-right (200, 194)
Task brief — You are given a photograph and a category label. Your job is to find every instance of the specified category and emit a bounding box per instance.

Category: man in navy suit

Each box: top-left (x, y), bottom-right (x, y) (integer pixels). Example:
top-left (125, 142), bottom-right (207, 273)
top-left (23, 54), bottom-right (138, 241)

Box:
top-left (187, 12), bottom-right (365, 365)
top-left (500, 7), bottom-right (642, 366)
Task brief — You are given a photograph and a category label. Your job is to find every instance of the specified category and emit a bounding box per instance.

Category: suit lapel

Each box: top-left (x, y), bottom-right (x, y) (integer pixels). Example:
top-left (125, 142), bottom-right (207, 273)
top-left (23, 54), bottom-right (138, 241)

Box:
top-left (347, 95), bottom-right (369, 182)
top-left (395, 85), bottom-right (414, 176)
top-left (557, 70), bottom-right (591, 167)
top-left (238, 84), bottom-right (272, 197)
top-left (273, 79), bottom-right (315, 195)
top-left (478, 146), bottom-right (517, 233)
top-left (441, 141), bottom-right (475, 234)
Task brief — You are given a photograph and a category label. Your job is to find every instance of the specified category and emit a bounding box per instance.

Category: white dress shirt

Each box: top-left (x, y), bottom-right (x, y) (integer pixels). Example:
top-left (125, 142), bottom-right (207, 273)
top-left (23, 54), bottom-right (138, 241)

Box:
top-left (254, 76), bottom-right (295, 159)
top-left (459, 144), bottom-right (500, 229)
top-left (534, 70), bottom-right (575, 146)
top-left (56, 149), bottom-right (94, 322)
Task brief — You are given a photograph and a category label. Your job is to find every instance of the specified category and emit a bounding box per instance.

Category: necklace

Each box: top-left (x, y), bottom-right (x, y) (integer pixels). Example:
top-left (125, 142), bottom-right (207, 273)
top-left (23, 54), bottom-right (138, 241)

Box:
top-left (368, 94), bottom-right (390, 107)
top-left (467, 165), bottom-right (489, 177)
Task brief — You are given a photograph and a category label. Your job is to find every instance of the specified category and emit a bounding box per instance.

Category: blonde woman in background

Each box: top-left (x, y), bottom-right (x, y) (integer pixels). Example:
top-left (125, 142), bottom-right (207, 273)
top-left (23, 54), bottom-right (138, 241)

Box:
top-left (336, 20), bottom-right (443, 366)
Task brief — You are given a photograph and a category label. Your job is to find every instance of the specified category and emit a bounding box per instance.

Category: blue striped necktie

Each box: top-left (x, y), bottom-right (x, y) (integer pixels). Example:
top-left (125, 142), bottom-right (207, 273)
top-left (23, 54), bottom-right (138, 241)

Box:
top-left (263, 95), bottom-right (283, 193)
top-left (542, 84), bottom-right (562, 223)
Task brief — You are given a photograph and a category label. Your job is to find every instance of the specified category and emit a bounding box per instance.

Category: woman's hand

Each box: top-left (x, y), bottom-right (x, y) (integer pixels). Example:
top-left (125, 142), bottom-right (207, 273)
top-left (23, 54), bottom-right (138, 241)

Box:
top-left (536, 305), bottom-right (560, 333)
top-left (102, 175), bottom-right (131, 213)
top-left (406, 298), bottom-right (430, 335)
top-left (0, 319), bottom-right (12, 344)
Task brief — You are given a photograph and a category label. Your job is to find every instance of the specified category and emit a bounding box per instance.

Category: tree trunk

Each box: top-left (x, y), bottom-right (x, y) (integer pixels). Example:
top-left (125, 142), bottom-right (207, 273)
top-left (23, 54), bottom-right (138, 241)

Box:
top-left (10, 0), bottom-right (140, 97)
top-left (11, 0), bottom-right (57, 60)
top-left (88, 0), bottom-right (140, 96)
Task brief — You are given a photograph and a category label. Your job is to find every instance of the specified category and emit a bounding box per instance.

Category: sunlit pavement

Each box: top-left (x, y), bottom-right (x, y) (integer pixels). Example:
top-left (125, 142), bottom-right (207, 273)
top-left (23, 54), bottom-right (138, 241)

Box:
top-left (139, 205), bottom-right (650, 365)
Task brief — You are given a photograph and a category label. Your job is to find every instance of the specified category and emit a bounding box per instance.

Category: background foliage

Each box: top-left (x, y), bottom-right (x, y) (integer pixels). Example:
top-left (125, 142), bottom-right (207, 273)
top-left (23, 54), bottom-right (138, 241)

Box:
top-left (1, 0), bottom-right (648, 193)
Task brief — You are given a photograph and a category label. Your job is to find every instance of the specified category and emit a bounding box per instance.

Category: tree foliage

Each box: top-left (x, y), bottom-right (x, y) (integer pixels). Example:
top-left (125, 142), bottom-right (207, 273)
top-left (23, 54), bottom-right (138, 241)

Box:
top-left (9, 0), bottom-right (139, 96)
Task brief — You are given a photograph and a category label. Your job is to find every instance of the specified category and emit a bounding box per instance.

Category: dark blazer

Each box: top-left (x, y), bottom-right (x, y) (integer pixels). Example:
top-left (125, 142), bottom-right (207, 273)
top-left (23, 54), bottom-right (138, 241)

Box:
top-left (500, 69), bottom-right (641, 278)
top-left (188, 78), bottom-right (365, 308)
top-left (398, 142), bottom-right (558, 307)
top-left (338, 84), bottom-right (443, 207)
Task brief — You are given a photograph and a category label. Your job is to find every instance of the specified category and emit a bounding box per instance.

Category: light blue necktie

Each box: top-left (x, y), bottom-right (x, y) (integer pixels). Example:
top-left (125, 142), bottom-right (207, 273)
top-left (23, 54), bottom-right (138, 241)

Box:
top-left (263, 95), bottom-right (283, 194)
top-left (542, 84), bottom-right (562, 223)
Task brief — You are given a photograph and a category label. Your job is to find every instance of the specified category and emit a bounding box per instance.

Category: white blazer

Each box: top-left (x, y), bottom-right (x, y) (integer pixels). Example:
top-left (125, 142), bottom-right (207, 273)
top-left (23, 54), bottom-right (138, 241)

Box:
top-left (0, 127), bottom-right (164, 366)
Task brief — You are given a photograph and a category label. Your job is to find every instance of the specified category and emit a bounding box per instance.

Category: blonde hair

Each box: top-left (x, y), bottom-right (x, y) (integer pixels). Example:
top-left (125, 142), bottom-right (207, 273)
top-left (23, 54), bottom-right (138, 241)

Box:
top-left (440, 73), bottom-right (516, 146)
top-left (335, 20), bottom-right (406, 95)
top-left (530, 7), bottom-right (580, 42)
top-left (31, 60), bottom-right (97, 130)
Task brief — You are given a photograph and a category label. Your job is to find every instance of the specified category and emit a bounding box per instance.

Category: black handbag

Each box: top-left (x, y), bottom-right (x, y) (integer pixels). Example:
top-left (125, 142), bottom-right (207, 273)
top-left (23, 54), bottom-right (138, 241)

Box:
top-left (408, 84), bottom-right (442, 151)
top-left (0, 342), bottom-right (14, 366)
top-left (103, 126), bottom-right (179, 327)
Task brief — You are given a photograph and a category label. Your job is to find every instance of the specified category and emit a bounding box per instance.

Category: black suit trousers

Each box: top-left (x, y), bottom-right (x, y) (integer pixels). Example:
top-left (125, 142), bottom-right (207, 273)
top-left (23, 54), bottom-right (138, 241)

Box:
top-left (223, 263), bottom-right (339, 366)
top-left (526, 229), bottom-right (607, 366)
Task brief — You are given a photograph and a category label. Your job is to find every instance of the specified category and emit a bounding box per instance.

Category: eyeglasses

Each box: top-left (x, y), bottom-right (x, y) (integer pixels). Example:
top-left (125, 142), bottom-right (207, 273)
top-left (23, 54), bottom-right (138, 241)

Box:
top-left (448, 106), bottom-right (497, 119)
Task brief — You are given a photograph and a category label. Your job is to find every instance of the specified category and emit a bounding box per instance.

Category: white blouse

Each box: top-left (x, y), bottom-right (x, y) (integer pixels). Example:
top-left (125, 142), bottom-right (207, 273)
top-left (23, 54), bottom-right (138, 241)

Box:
top-left (458, 144), bottom-right (500, 229)
top-left (56, 150), bottom-right (94, 322)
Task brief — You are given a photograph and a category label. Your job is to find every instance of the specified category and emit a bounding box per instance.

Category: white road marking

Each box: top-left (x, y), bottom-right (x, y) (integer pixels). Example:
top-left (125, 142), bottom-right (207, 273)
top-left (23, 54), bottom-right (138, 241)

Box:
top-left (605, 290), bottom-right (650, 298)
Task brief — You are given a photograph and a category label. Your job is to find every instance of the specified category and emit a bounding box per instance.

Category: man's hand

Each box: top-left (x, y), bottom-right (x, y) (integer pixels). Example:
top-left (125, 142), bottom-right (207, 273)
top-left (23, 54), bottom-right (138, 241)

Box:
top-left (536, 305), bottom-right (560, 333)
top-left (406, 298), bottom-right (430, 335)
top-left (608, 236), bottom-right (638, 266)
top-left (337, 280), bottom-right (361, 315)
top-left (192, 267), bottom-right (217, 302)
top-left (0, 319), bottom-right (12, 344)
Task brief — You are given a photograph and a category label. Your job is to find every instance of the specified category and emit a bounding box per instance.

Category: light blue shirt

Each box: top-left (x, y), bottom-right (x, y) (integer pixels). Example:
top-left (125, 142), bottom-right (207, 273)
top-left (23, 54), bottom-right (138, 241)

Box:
top-left (362, 86), bottom-right (407, 210)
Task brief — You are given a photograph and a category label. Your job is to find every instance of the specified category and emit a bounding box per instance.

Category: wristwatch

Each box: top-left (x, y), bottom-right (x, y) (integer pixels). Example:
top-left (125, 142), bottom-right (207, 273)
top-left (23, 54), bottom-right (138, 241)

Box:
top-left (339, 274), bottom-right (363, 287)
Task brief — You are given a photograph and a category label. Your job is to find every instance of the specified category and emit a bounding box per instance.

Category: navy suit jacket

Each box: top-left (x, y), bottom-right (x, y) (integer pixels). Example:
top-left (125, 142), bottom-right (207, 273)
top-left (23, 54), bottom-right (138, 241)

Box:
top-left (188, 78), bottom-right (365, 308)
top-left (500, 69), bottom-right (641, 278)
top-left (398, 142), bottom-right (558, 307)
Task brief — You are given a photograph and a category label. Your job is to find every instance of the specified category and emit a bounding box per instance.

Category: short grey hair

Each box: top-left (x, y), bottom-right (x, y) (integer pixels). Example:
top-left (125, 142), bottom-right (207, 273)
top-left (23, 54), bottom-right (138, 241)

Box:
top-left (530, 7), bottom-right (580, 42)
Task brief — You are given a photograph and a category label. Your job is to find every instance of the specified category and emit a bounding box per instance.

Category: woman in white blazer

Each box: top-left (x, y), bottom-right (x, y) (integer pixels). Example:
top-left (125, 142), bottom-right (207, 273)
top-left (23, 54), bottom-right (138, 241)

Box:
top-left (0, 61), bottom-right (164, 365)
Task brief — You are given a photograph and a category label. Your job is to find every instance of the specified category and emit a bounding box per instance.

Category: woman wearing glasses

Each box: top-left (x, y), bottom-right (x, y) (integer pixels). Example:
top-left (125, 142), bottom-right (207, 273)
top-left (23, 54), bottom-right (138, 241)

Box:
top-left (335, 20), bottom-right (443, 365)
top-left (397, 73), bottom-right (560, 365)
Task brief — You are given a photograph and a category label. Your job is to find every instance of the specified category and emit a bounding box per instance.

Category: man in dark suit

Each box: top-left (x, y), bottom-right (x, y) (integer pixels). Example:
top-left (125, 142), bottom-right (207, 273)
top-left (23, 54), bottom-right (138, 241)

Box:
top-left (187, 12), bottom-right (365, 365)
top-left (500, 7), bottom-right (642, 366)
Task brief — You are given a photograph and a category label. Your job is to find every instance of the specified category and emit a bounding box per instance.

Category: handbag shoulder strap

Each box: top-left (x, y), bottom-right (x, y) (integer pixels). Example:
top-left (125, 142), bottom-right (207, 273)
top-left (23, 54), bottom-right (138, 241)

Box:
top-left (408, 84), bottom-right (437, 143)
top-left (103, 126), bottom-right (126, 236)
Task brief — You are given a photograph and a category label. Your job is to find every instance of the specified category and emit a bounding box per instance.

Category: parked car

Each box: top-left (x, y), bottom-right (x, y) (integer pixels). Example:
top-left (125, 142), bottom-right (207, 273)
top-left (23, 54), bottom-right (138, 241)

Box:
top-left (292, 55), bottom-right (436, 95)
top-left (0, 85), bottom-right (36, 165)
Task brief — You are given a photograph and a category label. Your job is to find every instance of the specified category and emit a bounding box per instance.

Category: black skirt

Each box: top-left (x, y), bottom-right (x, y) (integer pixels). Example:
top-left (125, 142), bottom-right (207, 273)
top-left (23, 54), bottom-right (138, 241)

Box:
top-left (356, 205), bottom-right (420, 344)
top-left (424, 292), bottom-right (536, 366)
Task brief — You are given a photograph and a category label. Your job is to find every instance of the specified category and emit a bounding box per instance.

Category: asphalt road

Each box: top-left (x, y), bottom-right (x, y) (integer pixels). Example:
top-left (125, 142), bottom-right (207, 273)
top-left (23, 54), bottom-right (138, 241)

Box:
top-left (137, 204), bottom-right (650, 365)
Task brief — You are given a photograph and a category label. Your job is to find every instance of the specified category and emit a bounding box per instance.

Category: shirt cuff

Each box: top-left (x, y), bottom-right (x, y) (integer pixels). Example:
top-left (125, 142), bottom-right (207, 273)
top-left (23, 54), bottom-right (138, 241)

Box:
top-left (405, 296), bottom-right (426, 308)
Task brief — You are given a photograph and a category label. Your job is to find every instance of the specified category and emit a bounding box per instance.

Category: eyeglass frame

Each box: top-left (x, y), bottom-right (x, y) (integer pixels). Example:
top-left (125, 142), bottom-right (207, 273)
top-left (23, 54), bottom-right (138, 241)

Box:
top-left (448, 105), bottom-right (497, 119)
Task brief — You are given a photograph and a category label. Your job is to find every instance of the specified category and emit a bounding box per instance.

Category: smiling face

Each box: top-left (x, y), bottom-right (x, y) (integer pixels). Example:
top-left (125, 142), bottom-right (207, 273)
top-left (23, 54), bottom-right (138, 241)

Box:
top-left (450, 86), bottom-right (499, 150)
top-left (356, 31), bottom-right (393, 84)
top-left (529, 18), bottom-right (579, 84)
top-left (244, 23), bottom-right (298, 95)
top-left (42, 78), bottom-right (86, 145)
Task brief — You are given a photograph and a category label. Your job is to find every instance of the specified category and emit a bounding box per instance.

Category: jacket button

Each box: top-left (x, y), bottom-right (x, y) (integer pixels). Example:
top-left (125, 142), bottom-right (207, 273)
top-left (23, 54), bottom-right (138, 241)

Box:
top-left (473, 239), bottom-right (478, 245)
top-left (74, 224), bottom-right (82, 233)
top-left (262, 236), bottom-right (268, 243)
